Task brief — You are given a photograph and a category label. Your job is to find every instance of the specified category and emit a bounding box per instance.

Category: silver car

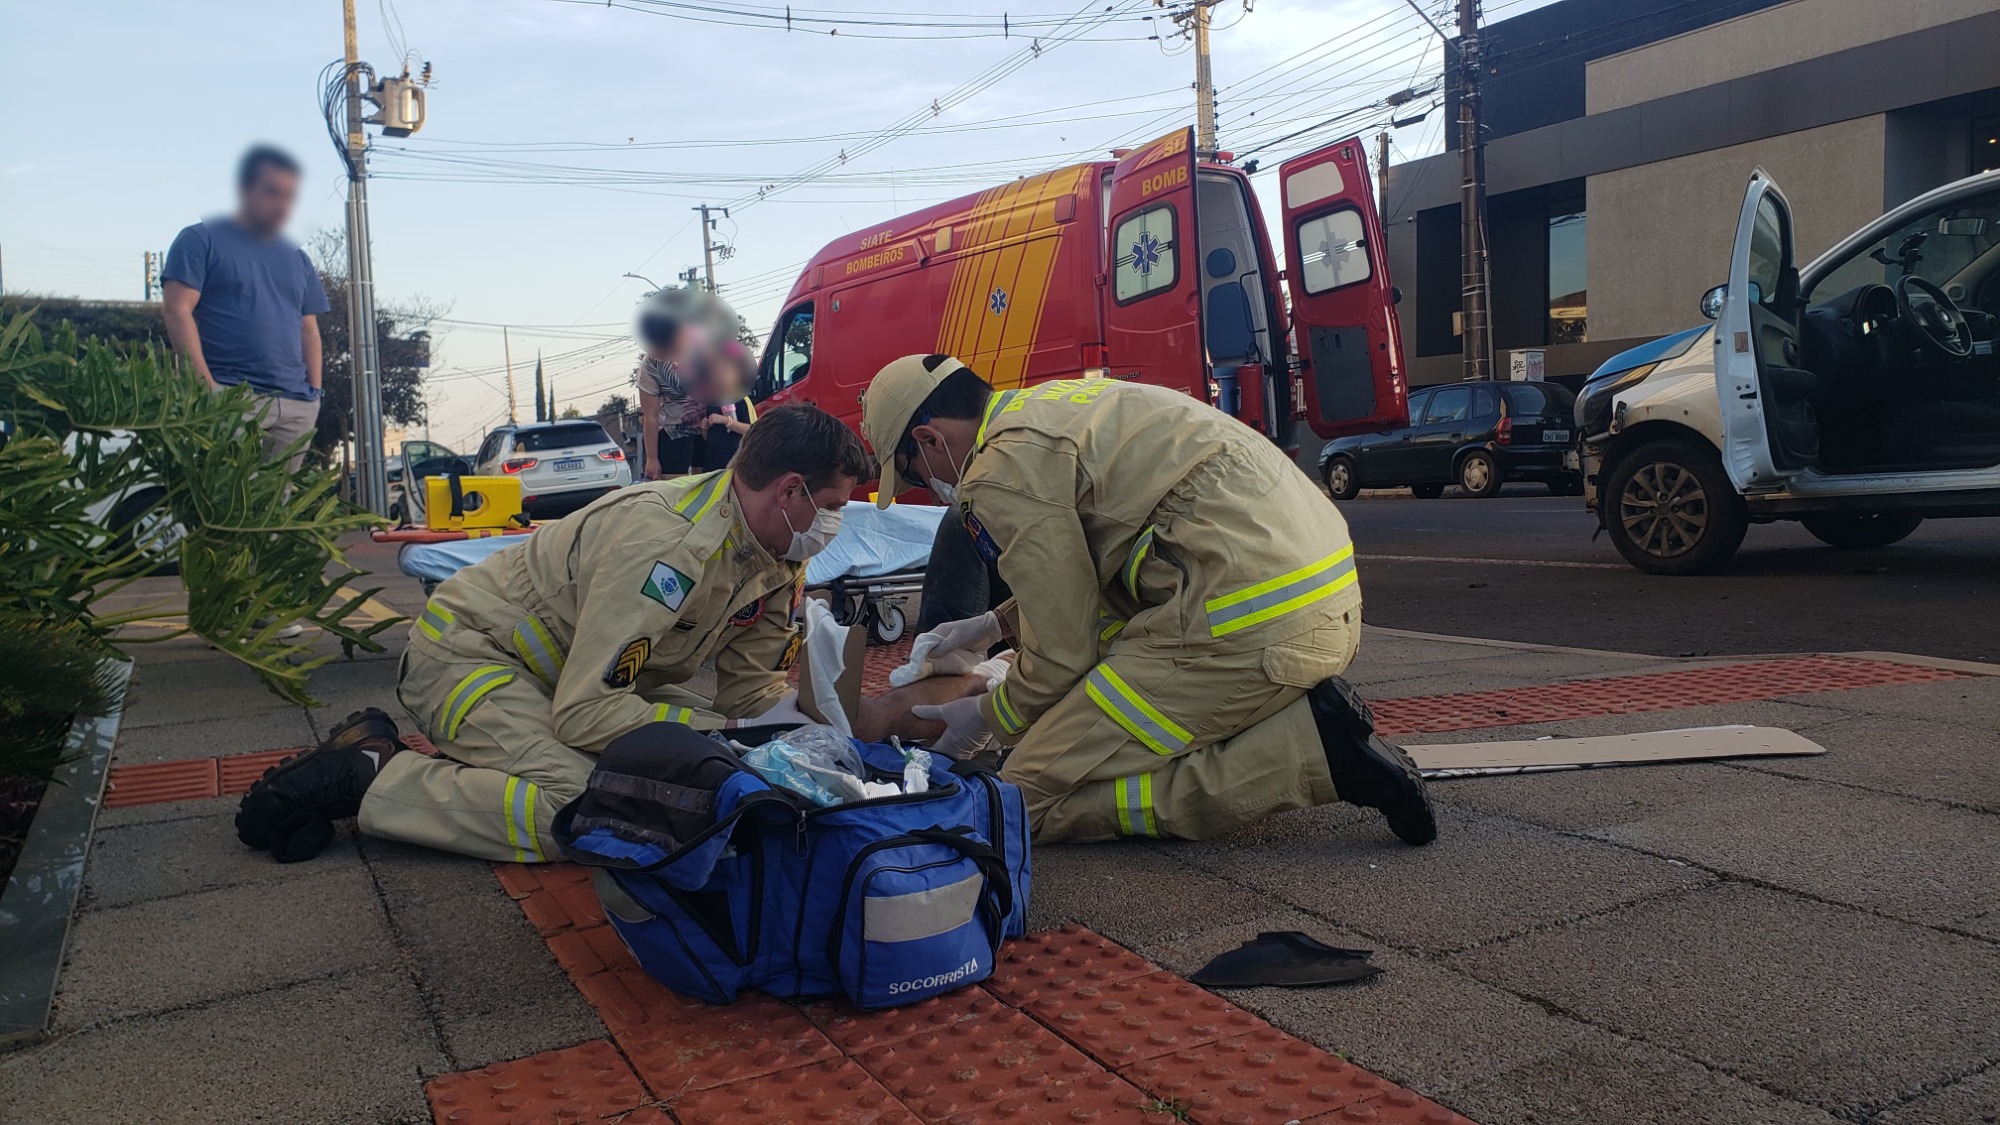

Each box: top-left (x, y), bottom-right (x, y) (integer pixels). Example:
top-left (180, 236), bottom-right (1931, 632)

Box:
top-left (470, 420), bottom-right (632, 519)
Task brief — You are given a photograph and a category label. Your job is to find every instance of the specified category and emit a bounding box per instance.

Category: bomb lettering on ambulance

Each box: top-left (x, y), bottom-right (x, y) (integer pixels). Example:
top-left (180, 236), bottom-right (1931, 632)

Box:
top-left (1139, 163), bottom-right (1188, 198)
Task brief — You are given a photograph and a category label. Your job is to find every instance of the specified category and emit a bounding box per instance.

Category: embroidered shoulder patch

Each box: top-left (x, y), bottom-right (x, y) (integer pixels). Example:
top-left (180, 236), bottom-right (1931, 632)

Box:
top-left (961, 502), bottom-right (1000, 563)
top-left (730, 600), bottom-right (764, 627)
top-left (775, 628), bottom-right (803, 672)
top-left (604, 638), bottom-right (650, 688)
top-left (640, 561), bottom-right (695, 612)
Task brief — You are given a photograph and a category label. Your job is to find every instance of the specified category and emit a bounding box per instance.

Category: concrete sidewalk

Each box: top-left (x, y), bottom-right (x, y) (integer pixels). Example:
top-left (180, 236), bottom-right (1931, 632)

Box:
top-left (2, 556), bottom-right (1996, 1123)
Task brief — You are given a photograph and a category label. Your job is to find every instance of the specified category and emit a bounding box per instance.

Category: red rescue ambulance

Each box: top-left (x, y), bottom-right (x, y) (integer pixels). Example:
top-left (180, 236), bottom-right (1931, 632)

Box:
top-left (752, 127), bottom-right (1407, 449)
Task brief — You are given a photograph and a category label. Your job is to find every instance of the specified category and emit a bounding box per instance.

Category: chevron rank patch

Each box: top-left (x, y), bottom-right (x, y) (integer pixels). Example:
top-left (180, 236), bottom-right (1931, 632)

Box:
top-left (776, 628), bottom-right (802, 672)
top-left (640, 561), bottom-right (694, 611)
top-left (604, 638), bottom-right (651, 688)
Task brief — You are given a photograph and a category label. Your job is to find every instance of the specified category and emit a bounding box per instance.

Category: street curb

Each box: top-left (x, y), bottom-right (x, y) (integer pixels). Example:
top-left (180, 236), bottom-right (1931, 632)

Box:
top-left (0, 660), bottom-right (133, 1050)
top-left (1362, 627), bottom-right (2000, 677)
top-left (1835, 651), bottom-right (2000, 677)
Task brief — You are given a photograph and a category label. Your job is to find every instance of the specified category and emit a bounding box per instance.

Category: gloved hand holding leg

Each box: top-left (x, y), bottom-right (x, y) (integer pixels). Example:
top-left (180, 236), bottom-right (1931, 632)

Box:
top-left (890, 610), bottom-right (1005, 686)
top-left (909, 693), bottom-right (995, 759)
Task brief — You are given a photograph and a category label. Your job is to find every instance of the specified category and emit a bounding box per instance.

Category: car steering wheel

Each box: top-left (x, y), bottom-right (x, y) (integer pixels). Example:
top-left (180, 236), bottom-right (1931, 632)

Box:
top-left (1897, 275), bottom-right (1974, 360)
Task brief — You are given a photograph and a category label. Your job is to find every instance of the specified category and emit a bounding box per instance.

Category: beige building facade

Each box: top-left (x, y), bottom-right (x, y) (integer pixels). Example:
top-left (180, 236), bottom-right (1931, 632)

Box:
top-left (1382, 0), bottom-right (2000, 386)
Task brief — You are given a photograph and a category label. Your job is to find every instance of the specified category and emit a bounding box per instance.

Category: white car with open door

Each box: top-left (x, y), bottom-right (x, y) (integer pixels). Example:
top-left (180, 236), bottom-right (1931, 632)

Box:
top-left (1575, 167), bottom-right (2000, 574)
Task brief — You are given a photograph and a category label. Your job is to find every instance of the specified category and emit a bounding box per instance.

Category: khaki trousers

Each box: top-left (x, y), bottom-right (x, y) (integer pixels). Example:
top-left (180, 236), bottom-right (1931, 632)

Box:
top-left (357, 647), bottom-right (713, 862)
top-left (1000, 610), bottom-right (1359, 843)
top-left (244, 393), bottom-right (321, 474)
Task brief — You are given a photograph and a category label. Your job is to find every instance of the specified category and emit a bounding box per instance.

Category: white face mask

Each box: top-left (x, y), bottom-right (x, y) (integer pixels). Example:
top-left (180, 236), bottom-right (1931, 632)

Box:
top-left (917, 436), bottom-right (961, 505)
top-left (782, 496), bottom-right (843, 561)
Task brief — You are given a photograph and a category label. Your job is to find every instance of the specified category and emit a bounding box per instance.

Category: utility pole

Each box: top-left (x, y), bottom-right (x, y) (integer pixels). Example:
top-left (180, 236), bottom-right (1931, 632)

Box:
top-left (1375, 130), bottom-right (1391, 219)
top-left (693, 204), bottom-right (729, 292)
top-left (502, 325), bottom-right (519, 424)
top-left (1193, 1), bottom-right (1216, 155)
top-left (1163, 0), bottom-right (1222, 155)
top-left (143, 251), bottom-right (160, 301)
top-left (342, 0), bottom-right (390, 514)
top-left (1455, 0), bottom-right (1494, 381)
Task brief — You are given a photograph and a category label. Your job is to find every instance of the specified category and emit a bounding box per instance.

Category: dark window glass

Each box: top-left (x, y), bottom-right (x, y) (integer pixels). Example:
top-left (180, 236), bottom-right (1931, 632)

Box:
top-left (1424, 385), bottom-right (1472, 425)
top-left (513, 423), bottom-right (612, 452)
top-left (1403, 388), bottom-right (1433, 425)
top-left (1548, 203), bottom-right (1587, 344)
top-left (1978, 115), bottom-right (2000, 174)
top-left (1502, 383), bottom-right (1574, 414)
top-left (764, 303), bottom-right (815, 394)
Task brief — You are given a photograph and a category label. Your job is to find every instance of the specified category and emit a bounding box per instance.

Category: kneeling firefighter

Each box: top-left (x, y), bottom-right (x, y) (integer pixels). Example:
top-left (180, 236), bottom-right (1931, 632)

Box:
top-left (861, 355), bottom-right (1436, 846)
top-left (236, 404), bottom-right (871, 862)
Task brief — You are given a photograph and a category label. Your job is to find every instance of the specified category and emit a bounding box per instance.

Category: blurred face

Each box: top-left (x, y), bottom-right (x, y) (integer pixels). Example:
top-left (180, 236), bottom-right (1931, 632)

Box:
top-left (239, 166), bottom-right (300, 238)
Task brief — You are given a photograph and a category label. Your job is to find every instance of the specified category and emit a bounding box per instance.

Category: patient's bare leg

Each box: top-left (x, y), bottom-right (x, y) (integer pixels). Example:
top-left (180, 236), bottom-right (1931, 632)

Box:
top-left (854, 675), bottom-right (987, 744)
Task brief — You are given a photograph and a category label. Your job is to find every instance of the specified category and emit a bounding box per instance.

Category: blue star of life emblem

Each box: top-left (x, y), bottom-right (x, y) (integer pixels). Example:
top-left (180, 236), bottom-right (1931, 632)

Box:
top-left (1131, 231), bottom-right (1162, 275)
top-left (988, 286), bottom-right (1009, 314)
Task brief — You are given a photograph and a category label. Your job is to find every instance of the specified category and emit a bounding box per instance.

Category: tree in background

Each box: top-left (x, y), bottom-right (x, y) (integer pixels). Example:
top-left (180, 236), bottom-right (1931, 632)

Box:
top-left (532, 355), bottom-right (547, 423)
top-left (596, 393), bottom-right (632, 418)
top-left (305, 229), bottom-right (439, 458)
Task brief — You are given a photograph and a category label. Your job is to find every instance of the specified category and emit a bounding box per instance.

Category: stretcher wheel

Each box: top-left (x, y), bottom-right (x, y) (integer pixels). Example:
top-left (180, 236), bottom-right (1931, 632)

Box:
top-left (867, 601), bottom-right (907, 645)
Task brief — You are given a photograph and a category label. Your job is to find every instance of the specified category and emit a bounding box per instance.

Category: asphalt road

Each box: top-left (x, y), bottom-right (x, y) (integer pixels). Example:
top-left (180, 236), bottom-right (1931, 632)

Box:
top-left (1340, 485), bottom-right (2000, 662)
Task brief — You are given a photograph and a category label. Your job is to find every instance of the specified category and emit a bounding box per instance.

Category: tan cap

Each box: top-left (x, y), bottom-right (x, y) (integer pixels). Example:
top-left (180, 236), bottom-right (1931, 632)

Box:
top-left (860, 353), bottom-right (965, 509)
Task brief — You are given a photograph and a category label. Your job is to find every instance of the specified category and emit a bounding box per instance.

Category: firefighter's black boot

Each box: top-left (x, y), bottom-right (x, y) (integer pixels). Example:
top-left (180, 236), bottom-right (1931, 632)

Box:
top-left (235, 708), bottom-right (404, 863)
top-left (1309, 678), bottom-right (1437, 846)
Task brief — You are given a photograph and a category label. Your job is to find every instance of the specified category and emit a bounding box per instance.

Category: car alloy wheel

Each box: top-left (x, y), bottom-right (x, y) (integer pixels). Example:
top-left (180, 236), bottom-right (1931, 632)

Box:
top-left (1324, 455), bottom-right (1360, 501)
top-left (1619, 460), bottom-right (1709, 558)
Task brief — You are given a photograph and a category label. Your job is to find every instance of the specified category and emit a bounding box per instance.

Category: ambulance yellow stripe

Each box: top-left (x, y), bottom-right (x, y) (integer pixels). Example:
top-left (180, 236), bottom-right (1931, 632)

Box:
top-left (981, 170), bottom-right (1068, 386)
top-left (1009, 166), bottom-right (1090, 379)
top-left (933, 187), bottom-right (990, 352)
top-left (943, 184), bottom-right (1007, 356)
top-left (954, 193), bottom-right (1020, 365)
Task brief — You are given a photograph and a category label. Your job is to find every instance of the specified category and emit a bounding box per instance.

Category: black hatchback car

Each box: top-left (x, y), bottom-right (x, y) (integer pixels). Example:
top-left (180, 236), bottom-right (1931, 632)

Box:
top-left (1318, 381), bottom-right (1581, 499)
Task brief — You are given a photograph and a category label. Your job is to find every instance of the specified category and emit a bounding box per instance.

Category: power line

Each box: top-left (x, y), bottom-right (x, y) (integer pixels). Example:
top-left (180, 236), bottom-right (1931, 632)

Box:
top-left (546, 0), bottom-right (1164, 40)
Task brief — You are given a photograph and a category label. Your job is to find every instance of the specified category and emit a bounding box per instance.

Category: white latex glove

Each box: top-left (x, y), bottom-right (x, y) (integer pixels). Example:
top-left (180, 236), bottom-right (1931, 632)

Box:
top-left (909, 693), bottom-right (994, 760)
top-left (732, 688), bottom-right (812, 728)
top-left (889, 611), bottom-right (1005, 687)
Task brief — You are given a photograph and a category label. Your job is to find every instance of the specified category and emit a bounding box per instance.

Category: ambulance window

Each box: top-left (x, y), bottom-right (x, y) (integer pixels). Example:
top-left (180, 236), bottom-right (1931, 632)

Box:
top-left (765, 302), bottom-right (814, 392)
top-left (1113, 206), bottom-right (1178, 304)
top-left (1297, 208), bottom-right (1371, 294)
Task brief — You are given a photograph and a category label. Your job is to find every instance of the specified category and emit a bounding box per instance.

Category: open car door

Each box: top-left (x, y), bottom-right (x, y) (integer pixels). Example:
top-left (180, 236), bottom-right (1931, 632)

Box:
top-left (1714, 169), bottom-right (1807, 490)
top-left (1278, 137), bottom-right (1407, 438)
top-left (1102, 128), bottom-right (1205, 398)
top-left (399, 439), bottom-right (465, 528)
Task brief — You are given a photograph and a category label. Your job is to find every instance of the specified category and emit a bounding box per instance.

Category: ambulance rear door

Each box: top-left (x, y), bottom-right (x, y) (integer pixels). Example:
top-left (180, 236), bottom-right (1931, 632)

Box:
top-left (1101, 128), bottom-right (1205, 397)
top-left (1278, 136), bottom-right (1408, 438)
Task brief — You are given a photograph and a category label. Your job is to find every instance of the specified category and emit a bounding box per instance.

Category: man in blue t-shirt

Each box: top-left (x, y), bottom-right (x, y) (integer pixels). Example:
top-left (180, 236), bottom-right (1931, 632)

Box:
top-left (162, 145), bottom-right (332, 473)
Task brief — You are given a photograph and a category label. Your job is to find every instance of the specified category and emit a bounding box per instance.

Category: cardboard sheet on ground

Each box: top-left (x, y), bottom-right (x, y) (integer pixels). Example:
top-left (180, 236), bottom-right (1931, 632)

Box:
top-left (1406, 725), bottom-right (1825, 778)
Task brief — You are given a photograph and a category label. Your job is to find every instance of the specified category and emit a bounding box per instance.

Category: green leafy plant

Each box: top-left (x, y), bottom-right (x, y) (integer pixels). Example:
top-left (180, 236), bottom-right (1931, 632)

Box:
top-left (0, 310), bottom-right (399, 706)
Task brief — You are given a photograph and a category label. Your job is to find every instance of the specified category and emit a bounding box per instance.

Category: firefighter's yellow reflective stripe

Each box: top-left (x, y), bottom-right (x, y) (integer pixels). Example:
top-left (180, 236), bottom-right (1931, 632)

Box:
top-left (990, 682), bottom-right (1028, 736)
top-left (671, 469), bottom-right (732, 521)
top-left (652, 703), bottom-right (696, 725)
top-left (1097, 612), bottom-right (1126, 643)
top-left (974, 389), bottom-right (1025, 448)
top-left (1205, 545), bottom-right (1358, 638)
top-left (1113, 773), bottom-right (1158, 837)
top-left (438, 664), bottom-right (515, 740)
top-left (1121, 526), bottom-right (1154, 598)
top-left (742, 400), bottom-right (758, 422)
top-left (502, 776), bottom-right (544, 863)
top-left (510, 616), bottom-right (565, 688)
top-left (1084, 664), bottom-right (1190, 756)
top-left (416, 602), bottom-right (454, 642)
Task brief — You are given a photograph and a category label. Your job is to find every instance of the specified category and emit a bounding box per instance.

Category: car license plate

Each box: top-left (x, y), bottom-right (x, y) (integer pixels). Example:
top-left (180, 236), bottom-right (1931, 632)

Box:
top-left (1542, 429), bottom-right (1570, 445)
top-left (553, 457), bottom-right (585, 472)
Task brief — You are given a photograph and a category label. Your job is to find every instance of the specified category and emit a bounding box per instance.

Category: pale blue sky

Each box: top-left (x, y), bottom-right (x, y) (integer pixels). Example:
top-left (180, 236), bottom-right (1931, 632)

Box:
top-left (1, 0), bottom-right (1549, 449)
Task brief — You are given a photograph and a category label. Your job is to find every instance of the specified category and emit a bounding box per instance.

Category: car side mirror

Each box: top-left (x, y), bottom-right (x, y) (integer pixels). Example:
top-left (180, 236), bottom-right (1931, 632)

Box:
top-left (1700, 284), bottom-right (1726, 320)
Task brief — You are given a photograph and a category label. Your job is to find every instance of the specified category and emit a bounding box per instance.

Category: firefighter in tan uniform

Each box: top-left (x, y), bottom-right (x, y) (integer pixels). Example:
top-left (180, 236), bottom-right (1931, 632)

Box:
top-left (861, 354), bottom-right (1435, 846)
top-left (235, 405), bottom-right (872, 864)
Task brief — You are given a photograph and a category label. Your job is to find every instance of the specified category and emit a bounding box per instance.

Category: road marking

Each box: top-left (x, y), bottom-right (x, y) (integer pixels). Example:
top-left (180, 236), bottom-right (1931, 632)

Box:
top-left (1360, 553), bottom-right (1628, 571)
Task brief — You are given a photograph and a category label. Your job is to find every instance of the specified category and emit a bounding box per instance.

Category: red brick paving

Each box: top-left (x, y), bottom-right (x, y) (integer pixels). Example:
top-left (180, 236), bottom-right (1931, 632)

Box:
top-left (451, 867), bottom-right (1483, 1124)
top-left (424, 1039), bottom-right (663, 1125)
top-left (1369, 654), bottom-right (1964, 736)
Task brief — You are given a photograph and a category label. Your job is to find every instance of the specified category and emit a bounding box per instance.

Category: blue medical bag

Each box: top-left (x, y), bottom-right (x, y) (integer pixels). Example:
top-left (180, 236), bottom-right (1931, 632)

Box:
top-left (552, 723), bottom-right (1031, 1009)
